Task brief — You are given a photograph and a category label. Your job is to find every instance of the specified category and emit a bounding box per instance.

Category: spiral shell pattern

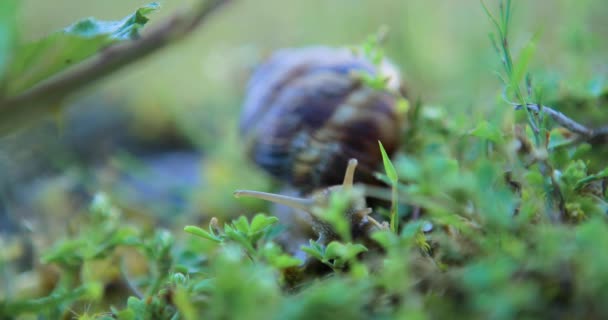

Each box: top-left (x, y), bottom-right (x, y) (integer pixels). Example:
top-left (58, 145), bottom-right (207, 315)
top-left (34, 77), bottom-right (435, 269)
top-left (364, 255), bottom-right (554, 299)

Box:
top-left (240, 47), bottom-right (402, 192)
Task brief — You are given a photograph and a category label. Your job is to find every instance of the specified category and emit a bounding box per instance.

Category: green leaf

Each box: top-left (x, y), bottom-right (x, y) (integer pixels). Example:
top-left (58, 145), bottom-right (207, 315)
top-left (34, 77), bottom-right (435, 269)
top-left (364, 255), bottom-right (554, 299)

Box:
top-left (379, 141), bottom-right (398, 184)
top-left (65, 3), bottom-right (159, 40)
top-left (400, 220), bottom-right (426, 240)
top-left (469, 121), bottom-right (504, 143)
top-left (395, 156), bottom-right (421, 181)
top-left (371, 230), bottom-right (397, 249)
top-left (4, 2), bottom-right (159, 95)
top-left (324, 241), bottom-right (346, 259)
top-left (41, 239), bottom-right (86, 264)
top-left (379, 141), bottom-right (400, 233)
top-left (301, 240), bottom-right (325, 261)
top-left (509, 34), bottom-right (537, 98)
top-left (250, 214), bottom-right (279, 235)
top-left (574, 167), bottom-right (608, 190)
top-left (115, 309), bottom-right (136, 320)
top-left (325, 242), bottom-right (367, 261)
top-left (184, 225), bottom-right (222, 243)
top-left (223, 223), bottom-right (256, 256)
top-left (126, 296), bottom-right (148, 318)
top-left (0, 0), bottom-right (18, 83)
top-left (233, 216), bottom-right (250, 234)
top-left (547, 128), bottom-right (571, 149)
top-left (261, 242), bottom-right (303, 268)
top-left (344, 243), bottom-right (368, 258)
top-left (269, 254), bottom-right (303, 269)
top-left (191, 279), bottom-right (215, 293)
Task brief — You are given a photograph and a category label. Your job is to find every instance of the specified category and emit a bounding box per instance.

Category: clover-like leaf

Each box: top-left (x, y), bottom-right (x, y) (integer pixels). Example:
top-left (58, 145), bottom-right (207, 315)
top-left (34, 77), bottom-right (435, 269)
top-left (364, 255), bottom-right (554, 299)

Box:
top-left (325, 242), bottom-right (367, 262)
top-left (250, 214), bottom-right (279, 235)
top-left (184, 225), bottom-right (222, 243)
top-left (301, 240), bottom-right (325, 261)
top-left (233, 216), bottom-right (251, 234)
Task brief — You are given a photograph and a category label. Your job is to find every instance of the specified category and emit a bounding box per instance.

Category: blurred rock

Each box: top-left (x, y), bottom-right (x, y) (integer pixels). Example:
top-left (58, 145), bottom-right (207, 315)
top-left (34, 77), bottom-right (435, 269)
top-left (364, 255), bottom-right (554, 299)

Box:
top-left (0, 97), bottom-right (203, 237)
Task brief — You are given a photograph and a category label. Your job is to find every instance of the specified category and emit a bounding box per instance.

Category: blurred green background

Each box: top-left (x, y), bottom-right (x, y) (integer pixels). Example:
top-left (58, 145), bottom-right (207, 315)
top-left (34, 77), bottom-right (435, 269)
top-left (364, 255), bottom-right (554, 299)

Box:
top-left (3, 0), bottom-right (607, 236)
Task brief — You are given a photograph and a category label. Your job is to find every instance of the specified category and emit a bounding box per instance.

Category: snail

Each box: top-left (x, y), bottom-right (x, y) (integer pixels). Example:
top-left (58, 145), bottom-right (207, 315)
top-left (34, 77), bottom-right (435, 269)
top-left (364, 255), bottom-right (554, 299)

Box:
top-left (235, 158), bottom-right (387, 244)
top-left (239, 46), bottom-right (403, 192)
top-left (236, 46), bottom-right (404, 244)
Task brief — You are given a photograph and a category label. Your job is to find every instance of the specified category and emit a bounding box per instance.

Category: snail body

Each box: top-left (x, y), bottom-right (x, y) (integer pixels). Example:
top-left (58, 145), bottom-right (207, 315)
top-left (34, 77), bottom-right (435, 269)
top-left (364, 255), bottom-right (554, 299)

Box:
top-left (235, 159), bottom-right (387, 244)
top-left (240, 46), bottom-right (403, 192)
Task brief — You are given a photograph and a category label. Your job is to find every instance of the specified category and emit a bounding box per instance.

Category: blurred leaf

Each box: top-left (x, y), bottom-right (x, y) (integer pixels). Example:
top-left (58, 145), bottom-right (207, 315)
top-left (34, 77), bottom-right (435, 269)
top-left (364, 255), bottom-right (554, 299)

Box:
top-left (301, 246), bottom-right (323, 261)
top-left (575, 166), bottom-right (608, 190)
top-left (469, 121), bottom-right (503, 143)
top-left (115, 309), bottom-right (136, 320)
top-left (371, 230), bottom-right (398, 249)
top-left (4, 2), bottom-right (159, 95)
top-left (324, 241), bottom-right (346, 259)
top-left (395, 156), bottom-right (421, 181)
top-left (233, 216), bottom-right (250, 234)
top-left (174, 286), bottom-right (197, 320)
top-left (125, 297), bottom-right (148, 320)
top-left (509, 34), bottom-right (537, 99)
top-left (277, 278), bottom-right (371, 320)
top-left (0, 0), bottom-right (17, 84)
top-left (588, 74), bottom-right (605, 97)
top-left (184, 225), bottom-right (222, 243)
top-left (325, 241), bottom-right (367, 268)
top-left (547, 128), bottom-right (571, 149)
top-left (41, 239), bottom-right (87, 265)
top-left (261, 242), bottom-right (302, 268)
top-left (250, 213), bottom-right (279, 235)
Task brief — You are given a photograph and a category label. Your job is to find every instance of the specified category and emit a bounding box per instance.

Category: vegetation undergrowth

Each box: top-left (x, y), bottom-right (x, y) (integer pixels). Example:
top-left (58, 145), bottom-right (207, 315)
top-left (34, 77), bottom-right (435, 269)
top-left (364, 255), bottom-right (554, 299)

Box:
top-left (1, 0), bottom-right (608, 319)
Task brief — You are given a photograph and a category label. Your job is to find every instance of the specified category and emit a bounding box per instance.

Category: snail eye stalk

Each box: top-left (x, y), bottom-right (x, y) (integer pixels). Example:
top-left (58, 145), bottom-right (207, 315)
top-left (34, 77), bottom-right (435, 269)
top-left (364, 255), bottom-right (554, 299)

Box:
top-left (233, 190), bottom-right (314, 213)
top-left (342, 158), bottom-right (358, 188)
top-left (234, 158), bottom-right (360, 213)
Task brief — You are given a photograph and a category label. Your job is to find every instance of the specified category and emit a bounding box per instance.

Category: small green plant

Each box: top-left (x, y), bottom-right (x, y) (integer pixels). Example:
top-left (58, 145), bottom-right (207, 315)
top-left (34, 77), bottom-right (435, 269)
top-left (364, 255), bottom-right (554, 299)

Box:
top-left (301, 240), bottom-right (367, 271)
top-left (379, 141), bottom-right (400, 233)
top-left (185, 214), bottom-right (301, 268)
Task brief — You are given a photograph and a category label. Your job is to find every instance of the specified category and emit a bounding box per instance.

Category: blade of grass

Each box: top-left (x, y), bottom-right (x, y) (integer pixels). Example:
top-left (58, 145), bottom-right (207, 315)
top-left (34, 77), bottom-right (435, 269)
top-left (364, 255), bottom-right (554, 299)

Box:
top-left (379, 141), bottom-right (399, 233)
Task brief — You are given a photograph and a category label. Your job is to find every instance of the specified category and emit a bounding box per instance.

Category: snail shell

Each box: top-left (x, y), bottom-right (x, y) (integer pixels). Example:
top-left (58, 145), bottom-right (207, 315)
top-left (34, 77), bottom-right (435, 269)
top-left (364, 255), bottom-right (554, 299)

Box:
top-left (240, 46), bottom-right (403, 192)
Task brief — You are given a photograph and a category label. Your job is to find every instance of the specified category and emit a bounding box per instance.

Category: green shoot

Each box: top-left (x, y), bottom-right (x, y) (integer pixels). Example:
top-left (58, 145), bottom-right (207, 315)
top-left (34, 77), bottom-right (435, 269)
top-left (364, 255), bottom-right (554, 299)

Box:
top-left (379, 141), bottom-right (399, 233)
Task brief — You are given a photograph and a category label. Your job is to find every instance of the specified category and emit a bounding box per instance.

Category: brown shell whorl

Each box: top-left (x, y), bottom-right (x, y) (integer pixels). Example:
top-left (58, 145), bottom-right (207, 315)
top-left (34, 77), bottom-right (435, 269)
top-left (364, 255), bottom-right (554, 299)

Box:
top-left (240, 47), bottom-right (402, 192)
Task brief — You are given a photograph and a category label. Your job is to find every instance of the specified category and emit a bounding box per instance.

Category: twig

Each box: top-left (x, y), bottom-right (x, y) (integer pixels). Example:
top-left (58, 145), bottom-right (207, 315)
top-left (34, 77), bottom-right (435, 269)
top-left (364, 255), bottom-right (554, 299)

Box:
top-left (515, 104), bottom-right (608, 143)
top-left (514, 103), bottom-right (593, 137)
top-left (590, 126), bottom-right (608, 145)
top-left (0, 0), bottom-right (230, 135)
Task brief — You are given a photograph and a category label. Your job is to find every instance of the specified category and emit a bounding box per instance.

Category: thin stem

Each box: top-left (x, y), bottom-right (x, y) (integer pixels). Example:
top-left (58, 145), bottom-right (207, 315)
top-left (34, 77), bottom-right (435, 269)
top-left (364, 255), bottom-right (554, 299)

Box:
top-left (390, 184), bottom-right (399, 233)
top-left (483, 0), bottom-right (568, 222)
top-left (0, 0), bottom-right (231, 135)
top-left (2, 285), bottom-right (90, 315)
top-left (515, 103), bottom-right (593, 137)
top-left (480, 0), bottom-right (502, 37)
